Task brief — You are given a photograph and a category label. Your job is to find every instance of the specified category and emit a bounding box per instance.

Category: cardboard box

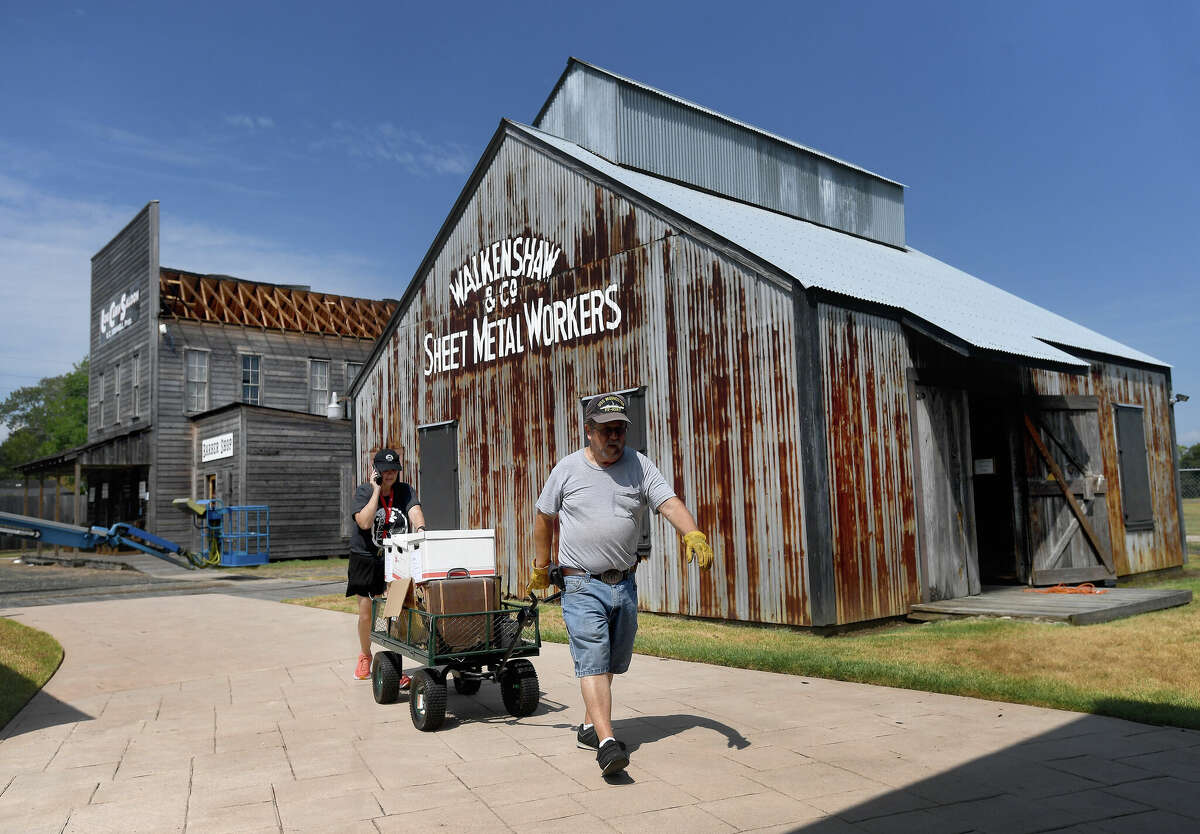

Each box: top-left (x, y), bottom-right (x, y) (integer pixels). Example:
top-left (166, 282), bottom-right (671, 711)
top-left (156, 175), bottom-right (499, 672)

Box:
top-left (382, 529), bottom-right (496, 584)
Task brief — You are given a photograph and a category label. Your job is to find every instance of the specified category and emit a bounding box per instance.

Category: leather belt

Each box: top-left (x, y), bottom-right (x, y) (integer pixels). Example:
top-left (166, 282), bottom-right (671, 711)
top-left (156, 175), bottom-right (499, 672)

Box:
top-left (561, 565), bottom-right (636, 585)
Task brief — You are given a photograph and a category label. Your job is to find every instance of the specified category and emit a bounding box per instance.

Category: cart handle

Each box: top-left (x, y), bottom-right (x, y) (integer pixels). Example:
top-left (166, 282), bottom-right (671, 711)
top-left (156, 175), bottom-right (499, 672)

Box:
top-left (494, 590), bottom-right (558, 677)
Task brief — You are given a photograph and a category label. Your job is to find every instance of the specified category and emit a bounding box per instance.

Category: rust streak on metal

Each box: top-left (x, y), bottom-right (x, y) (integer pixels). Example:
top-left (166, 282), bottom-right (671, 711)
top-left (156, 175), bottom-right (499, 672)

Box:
top-left (357, 138), bottom-right (818, 625)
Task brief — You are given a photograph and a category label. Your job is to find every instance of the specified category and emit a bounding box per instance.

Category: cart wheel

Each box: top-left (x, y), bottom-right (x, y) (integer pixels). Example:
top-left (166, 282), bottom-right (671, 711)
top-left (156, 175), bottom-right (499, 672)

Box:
top-left (372, 651), bottom-right (403, 705)
top-left (499, 658), bottom-right (540, 717)
top-left (452, 672), bottom-right (481, 696)
top-left (409, 669), bottom-right (447, 731)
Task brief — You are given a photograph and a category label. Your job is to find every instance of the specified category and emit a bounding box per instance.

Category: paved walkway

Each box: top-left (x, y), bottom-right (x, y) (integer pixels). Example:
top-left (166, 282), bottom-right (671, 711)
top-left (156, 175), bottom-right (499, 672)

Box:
top-left (2, 595), bottom-right (1198, 833)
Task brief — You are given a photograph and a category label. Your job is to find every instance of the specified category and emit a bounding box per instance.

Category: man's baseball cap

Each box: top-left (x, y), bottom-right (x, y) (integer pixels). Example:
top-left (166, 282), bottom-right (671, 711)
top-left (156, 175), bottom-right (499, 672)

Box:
top-left (373, 449), bottom-right (402, 472)
top-left (584, 393), bottom-right (631, 424)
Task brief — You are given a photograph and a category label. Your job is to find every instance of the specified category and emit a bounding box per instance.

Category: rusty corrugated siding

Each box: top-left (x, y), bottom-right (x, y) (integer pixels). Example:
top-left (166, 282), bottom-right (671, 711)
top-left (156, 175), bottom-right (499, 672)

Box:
top-left (1029, 362), bottom-right (1183, 575)
top-left (356, 134), bottom-right (812, 625)
top-left (819, 305), bottom-right (920, 623)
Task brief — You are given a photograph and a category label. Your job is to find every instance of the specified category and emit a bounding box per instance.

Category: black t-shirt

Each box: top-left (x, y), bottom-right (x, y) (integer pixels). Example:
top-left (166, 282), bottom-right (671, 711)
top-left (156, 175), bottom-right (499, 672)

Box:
top-left (349, 481), bottom-right (420, 557)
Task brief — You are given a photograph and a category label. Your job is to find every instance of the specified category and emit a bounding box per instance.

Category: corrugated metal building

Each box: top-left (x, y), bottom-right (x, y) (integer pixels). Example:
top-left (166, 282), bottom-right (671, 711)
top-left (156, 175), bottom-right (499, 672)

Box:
top-left (18, 203), bottom-right (396, 560)
top-left (351, 58), bottom-right (1186, 626)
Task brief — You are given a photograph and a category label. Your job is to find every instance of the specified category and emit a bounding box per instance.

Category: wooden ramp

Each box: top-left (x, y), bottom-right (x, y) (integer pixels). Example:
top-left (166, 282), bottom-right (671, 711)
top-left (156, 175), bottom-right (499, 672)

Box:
top-left (910, 585), bottom-right (1192, 625)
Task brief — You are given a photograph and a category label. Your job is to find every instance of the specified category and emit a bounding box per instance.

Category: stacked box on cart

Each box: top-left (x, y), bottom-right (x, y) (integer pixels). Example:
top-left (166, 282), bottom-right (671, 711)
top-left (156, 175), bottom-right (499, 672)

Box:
top-left (383, 529), bottom-right (496, 583)
top-left (419, 572), bottom-right (500, 652)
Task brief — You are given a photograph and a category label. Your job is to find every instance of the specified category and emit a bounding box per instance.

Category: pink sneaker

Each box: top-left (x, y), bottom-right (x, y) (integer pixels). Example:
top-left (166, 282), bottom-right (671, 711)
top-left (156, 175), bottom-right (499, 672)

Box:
top-left (354, 653), bottom-right (371, 680)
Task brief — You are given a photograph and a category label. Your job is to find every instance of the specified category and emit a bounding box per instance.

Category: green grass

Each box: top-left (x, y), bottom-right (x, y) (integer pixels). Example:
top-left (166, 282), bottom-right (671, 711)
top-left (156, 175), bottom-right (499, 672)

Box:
top-left (1183, 498), bottom-right (1200, 536)
top-left (285, 593), bottom-right (357, 613)
top-left (0, 618), bottom-right (64, 732)
top-left (287, 565), bottom-right (1200, 729)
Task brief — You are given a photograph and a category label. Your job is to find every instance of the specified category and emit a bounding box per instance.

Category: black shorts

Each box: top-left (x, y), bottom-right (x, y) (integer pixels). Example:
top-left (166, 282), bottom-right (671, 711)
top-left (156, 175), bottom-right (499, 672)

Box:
top-left (345, 551), bottom-right (385, 598)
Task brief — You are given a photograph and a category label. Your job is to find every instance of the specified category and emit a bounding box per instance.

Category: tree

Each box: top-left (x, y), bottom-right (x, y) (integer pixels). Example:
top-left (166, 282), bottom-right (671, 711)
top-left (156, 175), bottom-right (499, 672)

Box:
top-left (1181, 443), bottom-right (1200, 469)
top-left (0, 358), bottom-right (89, 481)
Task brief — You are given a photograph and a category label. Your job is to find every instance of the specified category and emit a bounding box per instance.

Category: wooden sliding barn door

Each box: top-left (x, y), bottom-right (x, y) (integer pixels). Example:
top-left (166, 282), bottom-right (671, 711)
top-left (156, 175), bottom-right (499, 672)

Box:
top-left (1023, 396), bottom-right (1115, 585)
top-left (912, 384), bottom-right (980, 601)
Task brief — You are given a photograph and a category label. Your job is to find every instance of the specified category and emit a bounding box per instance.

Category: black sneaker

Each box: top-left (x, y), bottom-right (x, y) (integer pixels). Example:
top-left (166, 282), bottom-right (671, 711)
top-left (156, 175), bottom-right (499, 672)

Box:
top-left (596, 738), bottom-right (629, 776)
top-left (576, 724), bottom-right (599, 750)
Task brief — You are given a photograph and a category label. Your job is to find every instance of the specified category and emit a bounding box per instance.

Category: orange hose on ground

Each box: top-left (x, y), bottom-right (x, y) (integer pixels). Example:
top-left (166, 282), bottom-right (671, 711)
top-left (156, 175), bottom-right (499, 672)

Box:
top-left (1024, 583), bottom-right (1108, 595)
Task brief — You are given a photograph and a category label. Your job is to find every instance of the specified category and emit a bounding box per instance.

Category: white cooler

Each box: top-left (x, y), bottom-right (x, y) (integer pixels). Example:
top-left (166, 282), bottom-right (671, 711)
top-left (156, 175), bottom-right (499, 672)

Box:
top-left (383, 528), bottom-right (496, 584)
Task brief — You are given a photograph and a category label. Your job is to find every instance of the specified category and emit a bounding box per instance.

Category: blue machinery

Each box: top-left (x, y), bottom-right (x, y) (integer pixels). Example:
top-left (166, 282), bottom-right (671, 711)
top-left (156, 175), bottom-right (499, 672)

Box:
top-left (0, 500), bottom-right (270, 569)
top-left (0, 510), bottom-right (214, 569)
top-left (172, 499), bottom-right (270, 567)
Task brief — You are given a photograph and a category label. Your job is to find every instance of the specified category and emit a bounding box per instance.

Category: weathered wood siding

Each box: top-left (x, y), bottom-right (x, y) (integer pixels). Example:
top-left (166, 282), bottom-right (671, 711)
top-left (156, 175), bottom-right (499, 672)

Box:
top-left (190, 405), bottom-right (353, 559)
top-left (818, 306), bottom-right (920, 622)
top-left (355, 132), bottom-right (814, 625)
top-left (912, 385), bottom-right (979, 600)
top-left (1029, 361), bottom-right (1183, 575)
top-left (244, 409), bottom-right (353, 559)
top-left (153, 320), bottom-right (374, 544)
top-left (88, 203), bottom-right (156, 447)
top-left (189, 409), bottom-right (242, 551)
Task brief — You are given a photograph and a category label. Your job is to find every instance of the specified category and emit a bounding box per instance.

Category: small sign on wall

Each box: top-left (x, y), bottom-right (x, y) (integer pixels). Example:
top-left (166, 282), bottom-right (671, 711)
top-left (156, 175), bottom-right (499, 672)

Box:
top-left (99, 287), bottom-right (141, 341)
top-left (973, 458), bottom-right (996, 475)
top-left (201, 432), bottom-right (235, 462)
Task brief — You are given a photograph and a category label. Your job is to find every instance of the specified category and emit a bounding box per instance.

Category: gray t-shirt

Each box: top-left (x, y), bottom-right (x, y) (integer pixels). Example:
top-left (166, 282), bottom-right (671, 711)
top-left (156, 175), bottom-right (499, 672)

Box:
top-left (536, 447), bottom-right (676, 573)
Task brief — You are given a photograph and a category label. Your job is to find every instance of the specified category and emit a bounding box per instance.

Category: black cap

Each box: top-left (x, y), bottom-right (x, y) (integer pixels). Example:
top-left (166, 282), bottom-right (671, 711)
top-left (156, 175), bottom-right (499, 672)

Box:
top-left (373, 448), bottom-right (402, 472)
top-left (584, 393), bottom-right (631, 424)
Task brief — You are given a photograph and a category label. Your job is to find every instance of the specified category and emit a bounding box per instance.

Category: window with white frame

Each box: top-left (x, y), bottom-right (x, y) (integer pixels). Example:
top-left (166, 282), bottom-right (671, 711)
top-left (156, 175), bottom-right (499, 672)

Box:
top-left (241, 354), bottom-right (262, 405)
top-left (132, 354), bottom-right (141, 418)
top-left (185, 350), bottom-right (209, 412)
top-left (310, 359), bottom-right (330, 414)
top-left (97, 372), bottom-right (106, 429)
top-left (114, 362), bottom-right (122, 423)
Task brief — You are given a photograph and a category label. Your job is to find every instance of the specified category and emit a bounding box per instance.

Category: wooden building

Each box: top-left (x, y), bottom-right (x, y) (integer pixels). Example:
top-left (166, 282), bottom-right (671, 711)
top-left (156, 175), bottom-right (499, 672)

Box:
top-left (344, 58), bottom-right (1183, 626)
top-left (19, 203), bottom-right (396, 559)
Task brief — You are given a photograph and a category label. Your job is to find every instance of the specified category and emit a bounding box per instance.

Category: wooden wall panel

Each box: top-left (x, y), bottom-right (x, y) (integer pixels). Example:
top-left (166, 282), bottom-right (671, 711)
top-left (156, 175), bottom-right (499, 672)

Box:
top-left (1029, 362), bottom-right (1183, 575)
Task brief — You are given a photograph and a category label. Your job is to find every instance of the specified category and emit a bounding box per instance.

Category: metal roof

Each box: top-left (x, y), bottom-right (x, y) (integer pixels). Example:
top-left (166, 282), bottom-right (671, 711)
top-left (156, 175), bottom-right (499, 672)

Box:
top-left (542, 58), bottom-right (904, 188)
top-left (514, 123), bottom-right (1165, 370)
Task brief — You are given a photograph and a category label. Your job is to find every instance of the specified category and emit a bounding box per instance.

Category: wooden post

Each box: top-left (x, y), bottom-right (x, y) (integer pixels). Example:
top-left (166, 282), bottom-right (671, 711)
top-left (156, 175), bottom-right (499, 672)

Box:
top-left (74, 460), bottom-right (83, 545)
top-left (37, 477), bottom-right (44, 557)
top-left (54, 475), bottom-right (62, 557)
top-left (22, 477), bottom-right (29, 557)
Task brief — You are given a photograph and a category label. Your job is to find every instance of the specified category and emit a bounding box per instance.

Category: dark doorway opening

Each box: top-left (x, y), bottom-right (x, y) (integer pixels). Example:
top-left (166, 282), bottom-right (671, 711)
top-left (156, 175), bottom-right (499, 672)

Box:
top-left (85, 466), bottom-right (149, 528)
top-left (419, 421), bottom-right (460, 530)
top-left (968, 396), bottom-right (1021, 584)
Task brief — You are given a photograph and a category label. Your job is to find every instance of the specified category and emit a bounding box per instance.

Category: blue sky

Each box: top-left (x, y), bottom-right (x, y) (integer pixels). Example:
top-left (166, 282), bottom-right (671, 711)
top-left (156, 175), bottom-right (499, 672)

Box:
top-left (1, 1), bottom-right (1198, 444)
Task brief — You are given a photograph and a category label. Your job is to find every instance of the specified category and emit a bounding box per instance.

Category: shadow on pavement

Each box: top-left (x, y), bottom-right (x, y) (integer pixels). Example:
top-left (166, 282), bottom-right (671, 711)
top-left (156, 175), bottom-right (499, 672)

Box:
top-left (789, 709), bottom-right (1200, 832)
top-left (1, 687), bottom-right (93, 739)
top-left (618, 713), bottom-right (751, 753)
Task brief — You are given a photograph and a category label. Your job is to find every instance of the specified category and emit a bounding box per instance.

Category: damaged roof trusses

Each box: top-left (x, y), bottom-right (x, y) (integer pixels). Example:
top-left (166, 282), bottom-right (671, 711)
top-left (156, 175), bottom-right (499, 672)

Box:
top-left (159, 268), bottom-right (395, 340)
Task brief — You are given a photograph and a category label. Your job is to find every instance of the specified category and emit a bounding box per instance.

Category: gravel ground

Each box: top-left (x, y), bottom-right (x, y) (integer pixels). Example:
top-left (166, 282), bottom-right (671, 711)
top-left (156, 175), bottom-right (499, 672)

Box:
top-left (0, 560), bottom-right (160, 595)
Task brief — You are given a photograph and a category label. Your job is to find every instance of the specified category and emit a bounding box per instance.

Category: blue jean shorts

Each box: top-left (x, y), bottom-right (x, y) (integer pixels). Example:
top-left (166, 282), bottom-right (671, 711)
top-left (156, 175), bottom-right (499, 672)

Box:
top-left (560, 574), bottom-right (638, 677)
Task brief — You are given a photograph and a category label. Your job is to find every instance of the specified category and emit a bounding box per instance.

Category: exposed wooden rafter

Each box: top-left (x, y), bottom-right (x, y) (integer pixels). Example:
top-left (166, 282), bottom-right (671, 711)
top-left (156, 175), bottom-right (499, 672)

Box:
top-left (158, 268), bottom-right (395, 340)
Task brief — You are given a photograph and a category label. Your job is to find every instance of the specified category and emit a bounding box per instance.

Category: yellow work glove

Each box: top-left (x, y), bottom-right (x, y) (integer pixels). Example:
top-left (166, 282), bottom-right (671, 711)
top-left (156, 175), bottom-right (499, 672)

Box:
top-left (683, 531), bottom-right (714, 570)
top-left (526, 565), bottom-right (550, 594)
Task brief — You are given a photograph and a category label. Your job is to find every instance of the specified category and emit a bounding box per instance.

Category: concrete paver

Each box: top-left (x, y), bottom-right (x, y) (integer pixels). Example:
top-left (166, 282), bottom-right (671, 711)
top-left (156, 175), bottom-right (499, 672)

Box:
top-left (2, 593), bottom-right (1199, 832)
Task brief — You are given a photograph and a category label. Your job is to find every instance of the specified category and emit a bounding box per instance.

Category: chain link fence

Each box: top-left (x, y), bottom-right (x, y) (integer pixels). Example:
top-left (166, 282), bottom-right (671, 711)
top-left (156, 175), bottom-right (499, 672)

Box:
top-left (1183, 469), bottom-right (1200, 500)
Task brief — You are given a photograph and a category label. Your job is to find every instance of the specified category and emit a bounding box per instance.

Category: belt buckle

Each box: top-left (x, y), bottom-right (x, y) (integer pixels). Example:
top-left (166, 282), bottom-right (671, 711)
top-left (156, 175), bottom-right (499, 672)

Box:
top-left (599, 569), bottom-right (623, 585)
